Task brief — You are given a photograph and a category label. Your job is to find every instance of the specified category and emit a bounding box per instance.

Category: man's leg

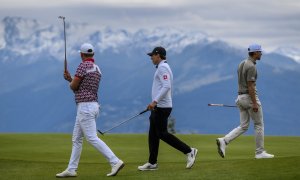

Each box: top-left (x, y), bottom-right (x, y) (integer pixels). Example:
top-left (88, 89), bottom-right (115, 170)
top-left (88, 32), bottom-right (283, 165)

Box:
top-left (148, 110), bottom-right (160, 164)
top-left (67, 112), bottom-right (84, 173)
top-left (79, 103), bottom-right (119, 166)
top-left (224, 97), bottom-right (251, 144)
top-left (217, 109), bottom-right (250, 158)
top-left (156, 108), bottom-right (191, 154)
top-left (79, 103), bottom-right (124, 176)
top-left (249, 104), bottom-right (264, 154)
top-left (154, 108), bottom-right (197, 168)
top-left (249, 100), bottom-right (273, 158)
top-left (223, 111), bottom-right (250, 144)
top-left (217, 97), bottom-right (251, 158)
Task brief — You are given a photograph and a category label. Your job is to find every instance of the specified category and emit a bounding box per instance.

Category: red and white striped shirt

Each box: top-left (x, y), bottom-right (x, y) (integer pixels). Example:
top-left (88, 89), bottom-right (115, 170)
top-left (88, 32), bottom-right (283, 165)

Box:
top-left (74, 58), bottom-right (101, 103)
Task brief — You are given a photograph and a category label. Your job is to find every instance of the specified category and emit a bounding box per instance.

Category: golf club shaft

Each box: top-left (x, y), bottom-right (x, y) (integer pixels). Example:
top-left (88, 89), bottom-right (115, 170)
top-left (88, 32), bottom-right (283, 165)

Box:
top-left (208, 103), bottom-right (237, 107)
top-left (98, 109), bottom-right (148, 135)
top-left (58, 16), bottom-right (67, 72)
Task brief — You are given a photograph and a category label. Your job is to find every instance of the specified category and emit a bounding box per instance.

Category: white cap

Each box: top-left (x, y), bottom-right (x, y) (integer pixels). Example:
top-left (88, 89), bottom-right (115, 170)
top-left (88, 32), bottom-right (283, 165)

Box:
top-left (248, 44), bottom-right (263, 52)
top-left (79, 43), bottom-right (94, 54)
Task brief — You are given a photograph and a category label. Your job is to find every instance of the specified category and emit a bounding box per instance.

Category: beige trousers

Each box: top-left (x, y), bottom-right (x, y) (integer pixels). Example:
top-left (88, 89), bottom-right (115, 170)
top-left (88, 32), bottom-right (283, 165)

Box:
top-left (224, 94), bottom-right (264, 154)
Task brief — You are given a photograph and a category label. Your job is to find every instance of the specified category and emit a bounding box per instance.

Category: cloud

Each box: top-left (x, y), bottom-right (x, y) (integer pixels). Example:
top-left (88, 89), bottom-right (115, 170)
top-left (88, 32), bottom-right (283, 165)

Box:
top-left (175, 73), bottom-right (233, 94)
top-left (0, 0), bottom-right (299, 51)
top-left (0, 0), bottom-right (186, 8)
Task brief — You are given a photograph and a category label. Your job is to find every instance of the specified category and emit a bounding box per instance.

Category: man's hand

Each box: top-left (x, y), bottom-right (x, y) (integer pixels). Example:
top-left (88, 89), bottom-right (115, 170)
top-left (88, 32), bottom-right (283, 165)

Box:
top-left (252, 103), bottom-right (259, 112)
top-left (247, 81), bottom-right (258, 113)
top-left (64, 71), bottom-right (72, 82)
top-left (147, 101), bottom-right (157, 111)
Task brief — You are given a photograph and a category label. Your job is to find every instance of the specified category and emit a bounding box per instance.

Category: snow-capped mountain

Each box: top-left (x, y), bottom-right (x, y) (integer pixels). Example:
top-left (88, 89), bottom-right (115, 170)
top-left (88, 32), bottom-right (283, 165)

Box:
top-left (0, 17), bottom-right (214, 62)
top-left (1, 17), bottom-right (300, 135)
top-left (274, 47), bottom-right (300, 63)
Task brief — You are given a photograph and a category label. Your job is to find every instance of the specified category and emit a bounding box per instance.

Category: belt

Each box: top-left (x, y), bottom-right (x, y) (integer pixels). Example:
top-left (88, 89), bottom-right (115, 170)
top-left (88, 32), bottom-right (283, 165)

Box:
top-left (238, 92), bottom-right (248, 95)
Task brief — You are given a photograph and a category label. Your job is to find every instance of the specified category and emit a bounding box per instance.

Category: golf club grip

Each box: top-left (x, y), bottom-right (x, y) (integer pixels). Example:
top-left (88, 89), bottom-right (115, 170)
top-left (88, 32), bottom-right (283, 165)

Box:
top-left (64, 59), bottom-right (67, 72)
top-left (97, 129), bottom-right (104, 135)
top-left (208, 103), bottom-right (221, 106)
top-left (64, 59), bottom-right (68, 72)
top-left (139, 109), bottom-right (149, 115)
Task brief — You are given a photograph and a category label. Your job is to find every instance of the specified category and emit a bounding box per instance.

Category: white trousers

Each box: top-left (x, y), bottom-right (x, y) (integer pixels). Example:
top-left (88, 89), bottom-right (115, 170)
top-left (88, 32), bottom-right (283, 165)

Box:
top-left (224, 94), bottom-right (265, 154)
top-left (67, 102), bottom-right (119, 172)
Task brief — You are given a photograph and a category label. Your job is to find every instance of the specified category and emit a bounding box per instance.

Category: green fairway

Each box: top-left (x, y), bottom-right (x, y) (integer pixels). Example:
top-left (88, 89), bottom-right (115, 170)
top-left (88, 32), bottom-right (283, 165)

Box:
top-left (0, 134), bottom-right (299, 180)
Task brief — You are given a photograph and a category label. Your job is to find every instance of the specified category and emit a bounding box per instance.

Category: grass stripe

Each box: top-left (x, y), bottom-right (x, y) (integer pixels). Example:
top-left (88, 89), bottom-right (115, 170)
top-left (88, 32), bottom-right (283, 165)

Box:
top-left (0, 134), bottom-right (299, 180)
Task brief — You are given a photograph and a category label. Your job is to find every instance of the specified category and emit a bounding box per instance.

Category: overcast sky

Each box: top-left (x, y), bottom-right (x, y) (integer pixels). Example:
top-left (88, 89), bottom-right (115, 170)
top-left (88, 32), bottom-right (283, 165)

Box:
top-left (0, 0), bottom-right (299, 51)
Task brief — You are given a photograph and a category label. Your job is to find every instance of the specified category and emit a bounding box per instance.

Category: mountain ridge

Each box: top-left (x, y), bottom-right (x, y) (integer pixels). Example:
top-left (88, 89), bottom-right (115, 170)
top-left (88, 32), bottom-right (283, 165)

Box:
top-left (1, 16), bottom-right (299, 135)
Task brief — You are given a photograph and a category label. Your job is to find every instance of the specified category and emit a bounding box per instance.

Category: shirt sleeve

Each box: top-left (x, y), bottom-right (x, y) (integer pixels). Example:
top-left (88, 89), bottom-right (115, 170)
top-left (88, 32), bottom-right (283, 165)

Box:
top-left (153, 66), bottom-right (172, 102)
top-left (247, 66), bottom-right (257, 82)
top-left (75, 63), bottom-right (86, 79)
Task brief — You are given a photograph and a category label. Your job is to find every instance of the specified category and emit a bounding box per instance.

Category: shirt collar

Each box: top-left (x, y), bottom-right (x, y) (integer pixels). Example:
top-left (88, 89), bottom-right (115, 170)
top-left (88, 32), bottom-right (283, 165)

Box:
top-left (83, 58), bottom-right (95, 63)
top-left (248, 57), bottom-right (256, 64)
top-left (156, 60), bottom-right (167, 68)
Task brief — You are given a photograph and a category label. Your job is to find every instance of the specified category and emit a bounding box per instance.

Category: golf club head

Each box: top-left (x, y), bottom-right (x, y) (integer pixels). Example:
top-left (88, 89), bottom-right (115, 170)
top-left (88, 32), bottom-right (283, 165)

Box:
top-left (97, 129), bottom-right (104, 135)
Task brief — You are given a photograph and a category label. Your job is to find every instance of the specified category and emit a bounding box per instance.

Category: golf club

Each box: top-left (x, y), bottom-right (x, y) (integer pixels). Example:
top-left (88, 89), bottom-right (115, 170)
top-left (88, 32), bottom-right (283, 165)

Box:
top-left (98, 109), bottom-right (149, 135)
top-left (208, 103), bottom-right (237, 108)
top-left (58, 16), bottom-right (67, 72)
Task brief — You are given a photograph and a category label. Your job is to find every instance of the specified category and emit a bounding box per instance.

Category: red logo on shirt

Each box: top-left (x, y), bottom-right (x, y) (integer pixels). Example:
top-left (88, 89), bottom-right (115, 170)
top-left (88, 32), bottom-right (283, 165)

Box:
top-left (163, 75), bottom-right (168, 80)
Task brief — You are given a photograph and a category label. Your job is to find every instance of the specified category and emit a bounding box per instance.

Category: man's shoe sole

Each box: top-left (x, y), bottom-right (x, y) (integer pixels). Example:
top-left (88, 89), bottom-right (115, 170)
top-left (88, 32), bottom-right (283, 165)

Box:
top-left (255, 156), bottom-right (274, 159)
top-left (108, 163), bottom-right (125, 176)
top-left (56, 175), bottom-right (77, 178)
top-left (138, 167), bottom-right (158, 171)
top-left (216, 139), bottom-right (225, 158)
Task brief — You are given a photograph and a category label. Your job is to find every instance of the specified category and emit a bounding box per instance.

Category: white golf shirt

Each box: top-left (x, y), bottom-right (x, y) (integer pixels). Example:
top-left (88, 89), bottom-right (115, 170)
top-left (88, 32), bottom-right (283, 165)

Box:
top-left (152, 60), bottom-right (173, 108)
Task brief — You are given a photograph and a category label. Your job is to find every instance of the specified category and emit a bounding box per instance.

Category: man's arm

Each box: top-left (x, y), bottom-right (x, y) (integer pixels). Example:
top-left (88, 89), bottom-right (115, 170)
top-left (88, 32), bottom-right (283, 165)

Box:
top-left (153, 67), bottom-right (171, 103)
top-left (70, 77), bottom-right (81, 91)
top-left (147, 101), bottom-right (157, 110)
top-left (64, 71), bottom-right (81, 91)
top-left (247, 81), bottom-right (258, 112)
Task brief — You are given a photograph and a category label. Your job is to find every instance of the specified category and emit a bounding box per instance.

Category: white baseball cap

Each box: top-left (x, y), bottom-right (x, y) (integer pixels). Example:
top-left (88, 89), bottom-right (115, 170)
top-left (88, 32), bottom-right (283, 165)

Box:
top-left (248, 44), bottom-right (263, 52)
top-left (79, 43), bottom-right (94, 54)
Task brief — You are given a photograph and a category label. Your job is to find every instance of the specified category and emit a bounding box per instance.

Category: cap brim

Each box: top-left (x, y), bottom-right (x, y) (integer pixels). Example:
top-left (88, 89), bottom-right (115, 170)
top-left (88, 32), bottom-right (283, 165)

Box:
top-left (78, 50), bottom-right (94, 54)
top-left (147, 52), bottom-right (154, 56)
top-left (249, 50), bottom-right (263, 53)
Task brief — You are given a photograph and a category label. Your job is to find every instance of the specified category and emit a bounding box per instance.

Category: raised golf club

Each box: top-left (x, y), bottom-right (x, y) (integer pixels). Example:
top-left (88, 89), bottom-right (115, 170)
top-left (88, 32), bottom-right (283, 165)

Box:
top-left (58, 16), bottom-right (67, 72)
top-left (98, 109), bottom-right (149, 135)
top-left (208, 103), bottom-right (237, 108)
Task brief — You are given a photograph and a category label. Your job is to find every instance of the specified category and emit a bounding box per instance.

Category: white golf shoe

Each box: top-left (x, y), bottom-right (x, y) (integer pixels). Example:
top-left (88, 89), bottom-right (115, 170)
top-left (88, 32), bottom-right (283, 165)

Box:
top-left (255, 151), bottom-right (274, 159)
top-left (138, 162), bottom-right (158, 171)
top-left (107, 160), bottom-right (125, 177)
top-left (56, 169), bottom-right (77, 178)
top-left (186, 148), bottom-right (198, 169)
top-left (216, 138), bottom-right (226, 158)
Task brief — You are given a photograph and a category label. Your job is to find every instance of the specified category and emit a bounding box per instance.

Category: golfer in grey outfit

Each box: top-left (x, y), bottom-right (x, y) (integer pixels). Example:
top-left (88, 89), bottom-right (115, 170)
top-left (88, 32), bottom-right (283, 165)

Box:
top-left (216, 44), bottom-right (274, 159)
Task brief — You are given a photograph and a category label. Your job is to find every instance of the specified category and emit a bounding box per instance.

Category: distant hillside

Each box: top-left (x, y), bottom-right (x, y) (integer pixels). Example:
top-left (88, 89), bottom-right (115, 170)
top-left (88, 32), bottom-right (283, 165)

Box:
top-left (1, 16), bottom-right (300, 135)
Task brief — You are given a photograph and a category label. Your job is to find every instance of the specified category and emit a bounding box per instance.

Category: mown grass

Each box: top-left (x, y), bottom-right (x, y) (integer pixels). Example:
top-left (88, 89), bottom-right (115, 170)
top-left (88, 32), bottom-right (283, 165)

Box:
top-left (0, 134), bottom-right (299, 180)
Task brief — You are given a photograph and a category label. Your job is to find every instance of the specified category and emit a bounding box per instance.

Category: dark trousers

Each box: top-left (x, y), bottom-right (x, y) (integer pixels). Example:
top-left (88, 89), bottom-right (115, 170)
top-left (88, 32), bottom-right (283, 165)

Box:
top-left (148, 107), bottom-right (191, 164)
